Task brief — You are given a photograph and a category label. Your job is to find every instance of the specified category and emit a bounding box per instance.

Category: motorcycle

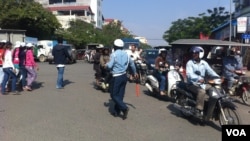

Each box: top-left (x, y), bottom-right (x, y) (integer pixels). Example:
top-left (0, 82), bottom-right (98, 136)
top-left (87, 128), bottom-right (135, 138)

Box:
top-left (94, 69), bottom-right (111, 93)
top-left (95, 77), bottom-right (109, 92)
top-left (221, 70), bottom-right (250, 106)
top-left (84, 50), bottom-right (94, 63)
top-left (174, 77), bottom-right (241, 127)
top-left (134, 60), bottom-right (148, 85)
top-left (145, 65), bottom-right (183, 99)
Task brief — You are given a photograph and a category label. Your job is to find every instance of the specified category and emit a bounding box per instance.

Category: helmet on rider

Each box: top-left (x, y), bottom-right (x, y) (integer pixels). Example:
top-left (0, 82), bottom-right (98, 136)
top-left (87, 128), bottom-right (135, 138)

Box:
top-left (229, 47), bottom-right (236, 56)
top-left (190, 46), bottom-right (204, 58)
top-left (158, 48), bottom-right (167, 55)
top-left (96, 44), bottom-right (104, 51)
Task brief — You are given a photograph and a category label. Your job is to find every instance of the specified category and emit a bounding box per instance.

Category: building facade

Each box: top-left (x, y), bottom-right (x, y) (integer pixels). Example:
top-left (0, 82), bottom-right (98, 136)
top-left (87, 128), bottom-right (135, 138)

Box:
top-left (212, 0), bottom-right (250, 41)
top-left (35, 0), bottom-right (103, 29)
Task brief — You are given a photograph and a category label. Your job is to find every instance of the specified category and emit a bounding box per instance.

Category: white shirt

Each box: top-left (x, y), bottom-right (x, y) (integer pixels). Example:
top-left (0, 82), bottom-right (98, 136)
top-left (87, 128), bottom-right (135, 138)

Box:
top-left (126, 50), bottom-right (140, 61)
top-left (3, 49), bottom-right (14, 69)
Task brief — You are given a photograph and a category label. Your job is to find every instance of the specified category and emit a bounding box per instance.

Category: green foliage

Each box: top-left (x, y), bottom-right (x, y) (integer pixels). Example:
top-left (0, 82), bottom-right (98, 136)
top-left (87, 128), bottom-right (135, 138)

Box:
top-left (0, 0), bottom-right (61, 39)
top-left (163, 7), bottom-right (230, 43)
top-left (0, 0), bottom-right (140, 49)
top-left (55, 20), bottom-right (133, 49)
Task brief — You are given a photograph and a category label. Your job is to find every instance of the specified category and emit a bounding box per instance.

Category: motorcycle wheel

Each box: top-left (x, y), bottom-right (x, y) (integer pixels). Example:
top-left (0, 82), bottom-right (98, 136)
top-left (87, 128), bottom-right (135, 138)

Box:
top-left (140, 72), bottom-right (147, 85)
top-left (242, 91), bottom-right (250, 106)
top-left (219, 107), bottom-right (241, 126)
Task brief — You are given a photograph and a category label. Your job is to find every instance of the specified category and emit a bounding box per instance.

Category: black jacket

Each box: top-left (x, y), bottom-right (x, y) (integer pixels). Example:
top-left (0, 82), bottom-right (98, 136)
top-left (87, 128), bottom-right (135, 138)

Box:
top-left (52, 44), bottom-right (71, 65)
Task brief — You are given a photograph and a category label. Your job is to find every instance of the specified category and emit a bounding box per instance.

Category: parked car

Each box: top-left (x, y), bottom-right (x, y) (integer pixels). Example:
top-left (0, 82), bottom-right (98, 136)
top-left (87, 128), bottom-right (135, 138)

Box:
top-left (48, 44), bottom-right (77, 64)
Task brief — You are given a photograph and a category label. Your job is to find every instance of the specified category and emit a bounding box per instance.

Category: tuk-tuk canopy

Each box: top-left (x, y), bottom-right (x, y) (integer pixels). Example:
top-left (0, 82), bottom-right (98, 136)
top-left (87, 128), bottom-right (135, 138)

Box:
top-left (170, 39), bottom-right (250, 47)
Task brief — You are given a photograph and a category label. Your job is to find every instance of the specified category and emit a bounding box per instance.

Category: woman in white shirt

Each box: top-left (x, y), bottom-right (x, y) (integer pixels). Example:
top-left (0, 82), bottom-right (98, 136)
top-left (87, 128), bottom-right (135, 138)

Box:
top-left (1, 41), bottom-right (18, 95)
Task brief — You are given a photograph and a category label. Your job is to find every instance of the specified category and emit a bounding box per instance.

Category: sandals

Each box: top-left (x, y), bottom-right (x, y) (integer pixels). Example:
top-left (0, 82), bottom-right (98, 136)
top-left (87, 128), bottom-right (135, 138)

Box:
top-left (23, 86), bottom-right (32, 91)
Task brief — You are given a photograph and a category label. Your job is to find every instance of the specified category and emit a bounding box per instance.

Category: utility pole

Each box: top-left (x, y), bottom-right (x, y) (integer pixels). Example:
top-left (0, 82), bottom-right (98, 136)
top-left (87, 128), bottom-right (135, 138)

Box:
top-left (229, 0), bottom-right (232, 42)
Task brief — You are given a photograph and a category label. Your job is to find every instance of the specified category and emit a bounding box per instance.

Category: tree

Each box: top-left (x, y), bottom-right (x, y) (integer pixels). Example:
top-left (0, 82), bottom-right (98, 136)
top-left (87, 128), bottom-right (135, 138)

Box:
top-left (56, 20), bottom-right (133, 49)
top-left (101, 21), bottom-right (132, 47)
top-left (0, 0), bottom-right (61, 39)
top-left (163, 7), bottom-right (230, 43)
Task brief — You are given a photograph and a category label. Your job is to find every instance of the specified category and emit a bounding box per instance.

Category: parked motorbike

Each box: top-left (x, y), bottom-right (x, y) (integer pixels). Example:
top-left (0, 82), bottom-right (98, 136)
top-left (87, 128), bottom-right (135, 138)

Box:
top-left (174, 77), bottom-right (241, 127)
top-left (84, 50), bottom-right (94, 63)
top-left (221, 70), bottom-right (250, 106)
top-left (145, 65), bottom-right (183, 99)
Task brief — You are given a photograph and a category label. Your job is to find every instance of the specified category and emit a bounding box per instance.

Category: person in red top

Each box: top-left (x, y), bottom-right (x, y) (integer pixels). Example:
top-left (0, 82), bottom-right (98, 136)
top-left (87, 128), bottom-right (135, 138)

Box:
top-left (13, 41), bottom-right (21, 75)
top-left (0, 40), bottom-right (6, 88)
top-left (24, 43), bottom-right (39, 91)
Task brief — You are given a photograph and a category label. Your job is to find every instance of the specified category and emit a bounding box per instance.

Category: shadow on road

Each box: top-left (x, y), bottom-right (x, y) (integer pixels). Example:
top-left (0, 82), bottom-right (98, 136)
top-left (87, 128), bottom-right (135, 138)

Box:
top-left (64, 79), bottom-right (74, 87)
top-left (167, 104), bottom-right (221, 131)
top-left (142, 89), bottom-right (174, 102)
top-left (104, 99), bottom-right (136, 119)
top-left (32, 81), bottom-right (45, 90)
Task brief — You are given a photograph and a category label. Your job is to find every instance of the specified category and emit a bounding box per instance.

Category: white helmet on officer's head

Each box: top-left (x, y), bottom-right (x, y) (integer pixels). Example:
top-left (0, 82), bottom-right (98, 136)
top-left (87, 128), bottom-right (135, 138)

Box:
top-left (190, 46), bottom-right (204, 58)
top-left (114, 39), bottom-right (124, 47)
top-left (158, 48), bottom-right (167, 54)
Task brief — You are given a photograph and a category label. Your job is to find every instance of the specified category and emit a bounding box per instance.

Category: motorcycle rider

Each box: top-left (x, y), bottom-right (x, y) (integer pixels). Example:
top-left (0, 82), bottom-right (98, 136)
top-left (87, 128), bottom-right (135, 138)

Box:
top-left (126, 44), bottom-right (141, 81)
top-left (154, 48), bottom-right (169, 95)
top-left (100, 47), bottom-right (111, 89)
top-left (93, 45), bottom-right (103, 85)
top-left (222, 47), bottom-right (242, 95)
top-left (186, 46), bottom-right (220, 117)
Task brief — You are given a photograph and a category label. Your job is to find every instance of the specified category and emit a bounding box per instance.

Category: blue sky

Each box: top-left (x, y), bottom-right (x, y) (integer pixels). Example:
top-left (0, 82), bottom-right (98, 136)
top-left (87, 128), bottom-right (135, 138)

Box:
top-left (102, 0), bottom-right (232, 46)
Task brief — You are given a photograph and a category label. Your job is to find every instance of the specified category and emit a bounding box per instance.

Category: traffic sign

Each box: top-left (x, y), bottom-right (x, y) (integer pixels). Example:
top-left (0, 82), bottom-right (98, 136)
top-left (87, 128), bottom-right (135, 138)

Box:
top-left (242, 34), bottom-right (250, 39)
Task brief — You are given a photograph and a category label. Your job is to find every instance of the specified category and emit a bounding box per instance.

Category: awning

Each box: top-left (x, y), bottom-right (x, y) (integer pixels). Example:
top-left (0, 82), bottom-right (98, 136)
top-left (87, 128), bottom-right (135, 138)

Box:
top-left (170, 39), bottom-right (250, 47)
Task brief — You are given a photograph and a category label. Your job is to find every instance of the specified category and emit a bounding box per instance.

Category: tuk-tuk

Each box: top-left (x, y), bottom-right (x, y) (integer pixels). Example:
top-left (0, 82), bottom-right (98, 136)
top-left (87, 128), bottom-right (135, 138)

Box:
top-left (170, 39), bottom-right (250, 76)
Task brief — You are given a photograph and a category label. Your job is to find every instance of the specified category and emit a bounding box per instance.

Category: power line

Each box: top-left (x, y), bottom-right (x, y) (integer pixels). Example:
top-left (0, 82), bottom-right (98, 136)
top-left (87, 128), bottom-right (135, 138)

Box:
top-left (146, 39), bottom-right (165, 40)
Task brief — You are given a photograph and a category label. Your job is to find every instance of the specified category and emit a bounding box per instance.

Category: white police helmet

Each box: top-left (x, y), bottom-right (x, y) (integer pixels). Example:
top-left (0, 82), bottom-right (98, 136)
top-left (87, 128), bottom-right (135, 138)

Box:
top-left (190, 46), bottom-right (204, 58)
top-left (114, 39), bottom-right (124, 47)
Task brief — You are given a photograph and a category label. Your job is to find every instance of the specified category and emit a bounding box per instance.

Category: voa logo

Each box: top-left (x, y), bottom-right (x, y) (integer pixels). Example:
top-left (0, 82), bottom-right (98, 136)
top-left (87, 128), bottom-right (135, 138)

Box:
top-left (226, 129), bottom-right (247, 136)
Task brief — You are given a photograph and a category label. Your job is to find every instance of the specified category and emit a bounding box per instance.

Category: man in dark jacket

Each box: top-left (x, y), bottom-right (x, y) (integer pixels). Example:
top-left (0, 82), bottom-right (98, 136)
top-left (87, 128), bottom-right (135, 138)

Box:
top-left (52, 38), bottom-right (72, 89)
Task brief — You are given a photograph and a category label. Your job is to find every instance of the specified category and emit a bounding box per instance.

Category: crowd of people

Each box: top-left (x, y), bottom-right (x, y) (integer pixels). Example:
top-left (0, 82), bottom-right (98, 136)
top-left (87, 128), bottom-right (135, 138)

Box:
top-left (0, 40), bottom-right (38, 95)
top-left (1, 37), bottom-right (245, 120)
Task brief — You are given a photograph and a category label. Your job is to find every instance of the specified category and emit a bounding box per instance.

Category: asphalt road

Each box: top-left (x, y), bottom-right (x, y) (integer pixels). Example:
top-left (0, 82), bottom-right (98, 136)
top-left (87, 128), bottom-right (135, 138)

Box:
top-left (0, 61), bottom-right (249, 141)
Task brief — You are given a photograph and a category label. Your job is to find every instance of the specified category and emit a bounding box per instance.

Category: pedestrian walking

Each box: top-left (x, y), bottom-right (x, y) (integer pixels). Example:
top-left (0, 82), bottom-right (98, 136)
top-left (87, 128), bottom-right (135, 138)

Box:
top-left (24, 43), bottom-right (39, 91)
top-left (19, 42), bottom-right (28, 91)
top-left (105, 39), bottom-right (138, 120)
top-left (1, 41), bottom-right (18, 95)
top-left (52, 38), bottom-right (72, 89)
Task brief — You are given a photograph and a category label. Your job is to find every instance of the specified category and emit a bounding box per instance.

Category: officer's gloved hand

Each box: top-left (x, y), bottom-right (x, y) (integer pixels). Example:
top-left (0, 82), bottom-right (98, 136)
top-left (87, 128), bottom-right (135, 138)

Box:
top-left (195, 71), bottom-right (201, 76)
